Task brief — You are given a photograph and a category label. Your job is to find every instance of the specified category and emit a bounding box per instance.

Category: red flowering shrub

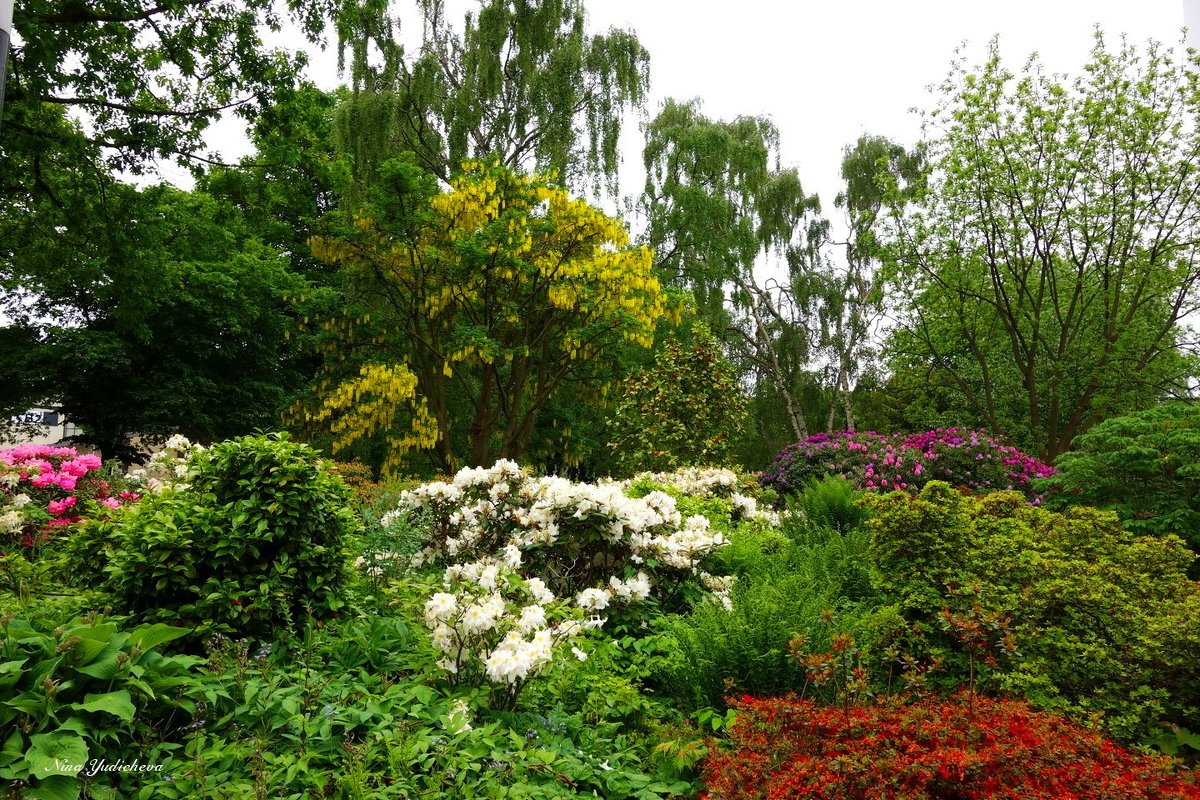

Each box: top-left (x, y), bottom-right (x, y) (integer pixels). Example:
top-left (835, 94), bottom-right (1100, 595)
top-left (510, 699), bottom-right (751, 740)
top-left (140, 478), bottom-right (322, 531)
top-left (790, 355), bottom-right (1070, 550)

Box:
top-left (701, 694), bottom-right (1200, 799)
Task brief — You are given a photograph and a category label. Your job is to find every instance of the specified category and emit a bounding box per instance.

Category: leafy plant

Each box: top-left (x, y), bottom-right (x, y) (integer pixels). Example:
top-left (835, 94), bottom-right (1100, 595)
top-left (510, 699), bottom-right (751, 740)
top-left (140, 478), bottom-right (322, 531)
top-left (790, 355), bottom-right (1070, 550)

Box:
top-left (68, 433), bottom-right (358, 641)
top-left (701, 693), bottom-right (1200, 799)
top-left (0, 614), bottom-right (201, 800)
top-left (762, 428), bottom-right (1054, 498)
top-left (864, 481), bottom-right (1200, 742)
top-left (1047, 402), bottom-right (1200, 552)
top-left (607, 322), bottom-right (748, 474)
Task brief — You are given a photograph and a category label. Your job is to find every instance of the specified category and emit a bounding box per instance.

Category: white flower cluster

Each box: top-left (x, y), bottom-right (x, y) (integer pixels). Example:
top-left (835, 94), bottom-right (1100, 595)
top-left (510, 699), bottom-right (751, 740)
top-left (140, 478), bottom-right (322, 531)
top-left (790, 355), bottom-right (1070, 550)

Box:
top-left (621, 466), bottom-right (781, 526)
top-left (125, 434), bottom-right (204, 492)
top-left (399, 461), bottom-right (741, 695)
top-left (626, 467), bottom-right (741, 497)
top-left (699, 571), bottom-right (737, 611)
top-left (397, 460), bottom-right (729, 595)
top-left (0, 509), bottom-right (23, 533)
top-left (353, 550), bottom-right (402, 578)
top-left (423, 562), bottom-right (593, 688)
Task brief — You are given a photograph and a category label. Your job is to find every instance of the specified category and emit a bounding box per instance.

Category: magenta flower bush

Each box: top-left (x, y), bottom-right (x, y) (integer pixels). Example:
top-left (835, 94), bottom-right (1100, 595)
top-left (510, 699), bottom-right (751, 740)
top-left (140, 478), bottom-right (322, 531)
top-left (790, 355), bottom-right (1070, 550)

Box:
top-left (761, 428), bottom-right (1055, 498)
top-left (0, 444), bottom-right (132, 547)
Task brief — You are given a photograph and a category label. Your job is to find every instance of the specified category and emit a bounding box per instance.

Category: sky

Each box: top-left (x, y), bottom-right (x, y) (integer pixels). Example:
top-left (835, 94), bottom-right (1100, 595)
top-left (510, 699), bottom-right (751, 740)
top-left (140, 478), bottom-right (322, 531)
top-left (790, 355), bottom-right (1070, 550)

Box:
top-left (189, 0), bottom-right (1191, 228)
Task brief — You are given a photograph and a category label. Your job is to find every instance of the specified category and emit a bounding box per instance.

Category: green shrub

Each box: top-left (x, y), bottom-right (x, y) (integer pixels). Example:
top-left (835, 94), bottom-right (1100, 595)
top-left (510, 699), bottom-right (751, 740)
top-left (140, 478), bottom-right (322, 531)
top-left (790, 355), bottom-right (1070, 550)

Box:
top-left (0, 614), bottom-right (202, 799)
top-left (70, 433), bottom-right (358, 640)
top-left (1047, 402), bottom-right (1200, 551)
top-left (794, 475), bottom-right (869, 534)
top-left (864, 481), bottom-right (1200, 742)
top-left (656, 518), bottom-right (879, 710)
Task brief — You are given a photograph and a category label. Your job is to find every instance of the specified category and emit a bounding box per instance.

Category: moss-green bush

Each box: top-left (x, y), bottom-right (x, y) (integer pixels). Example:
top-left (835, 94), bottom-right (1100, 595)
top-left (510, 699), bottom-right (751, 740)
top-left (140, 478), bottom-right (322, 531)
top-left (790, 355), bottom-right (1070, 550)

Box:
top-left (70, 433), bottom-right (358, 640)
top-left (1047, 402), bottom-right (1200, 552)
top-left (864, 481), bottom-right (1200, 742)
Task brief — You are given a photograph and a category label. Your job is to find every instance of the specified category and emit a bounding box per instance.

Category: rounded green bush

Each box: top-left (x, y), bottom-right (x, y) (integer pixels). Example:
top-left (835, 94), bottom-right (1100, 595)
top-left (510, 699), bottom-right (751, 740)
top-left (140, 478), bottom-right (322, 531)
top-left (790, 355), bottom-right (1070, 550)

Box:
top-left (74, 433), bottom-right (358, 640)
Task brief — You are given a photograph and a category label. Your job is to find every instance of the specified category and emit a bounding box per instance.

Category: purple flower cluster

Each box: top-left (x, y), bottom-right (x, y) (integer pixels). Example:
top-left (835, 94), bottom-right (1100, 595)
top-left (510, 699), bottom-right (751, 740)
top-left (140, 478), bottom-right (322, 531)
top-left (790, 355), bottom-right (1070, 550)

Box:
top-left (761, 428), bottom-right (1055, 497)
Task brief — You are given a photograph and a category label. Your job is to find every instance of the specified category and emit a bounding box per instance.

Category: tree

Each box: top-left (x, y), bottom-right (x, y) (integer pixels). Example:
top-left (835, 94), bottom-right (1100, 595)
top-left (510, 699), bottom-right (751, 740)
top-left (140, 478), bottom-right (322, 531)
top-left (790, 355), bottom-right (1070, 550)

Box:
top-left (607, 322), bottom-right (748, 474)
top-left (823, 135), bottom-right (925, 432)
top-left (334, 0), bottom-right (649, 193)
top-left (3, 0), bottom-right (331, 173)
top-left (886, 34), bottom-right (1200, 459)
top-left (301, 158), bottom-right (671, 473)
top-left (0, 123), bottom-right (311, 459)
top-left (641, 98), bottom-right (825, 442)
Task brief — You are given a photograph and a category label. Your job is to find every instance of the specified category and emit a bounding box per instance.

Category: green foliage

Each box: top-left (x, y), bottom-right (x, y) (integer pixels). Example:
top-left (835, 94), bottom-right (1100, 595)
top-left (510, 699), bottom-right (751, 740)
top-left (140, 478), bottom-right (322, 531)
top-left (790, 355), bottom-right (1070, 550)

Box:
top-left (0, 614), bottom-right (201, 799)
top-left (69, 433), bottom-right (358, 640)
top-left (334, 0), bottom-right (649, 193)
top-left (1, 158), bottom-right (316, 460)
top-left (302, 158), bottom-right (670, 473)
top-left (6, 0), bottom-right (330, 172)
top-left (864, 482), bottom-right (1200, 742)
top-left (120, 618), bottom-right (691, 799)
top-left (793, 476), bottom-right (869, 534)
top-left (885, 33), bottom-right (1200, 460)
top-left (656, 515), bottom-right (878, 710)
top-left (608, 324), bottom-right (748, 474)
top-left (1047, 403), bottom-right (1200, 551)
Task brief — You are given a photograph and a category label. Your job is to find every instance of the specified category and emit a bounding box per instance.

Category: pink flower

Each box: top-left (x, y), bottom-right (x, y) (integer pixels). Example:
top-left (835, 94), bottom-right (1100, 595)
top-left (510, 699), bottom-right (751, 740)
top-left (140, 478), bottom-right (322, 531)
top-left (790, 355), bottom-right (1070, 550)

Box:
top-left (100, 497), bottom-right (121, 509)
top-left (48, 497), bottom-right (77, 516)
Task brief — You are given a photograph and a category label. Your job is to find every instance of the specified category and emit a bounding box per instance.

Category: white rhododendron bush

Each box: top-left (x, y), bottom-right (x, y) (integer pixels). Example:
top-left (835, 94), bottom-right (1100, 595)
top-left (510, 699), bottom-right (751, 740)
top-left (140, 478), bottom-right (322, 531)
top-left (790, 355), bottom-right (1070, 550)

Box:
top-left (387, 461), bottom-right (736, 706)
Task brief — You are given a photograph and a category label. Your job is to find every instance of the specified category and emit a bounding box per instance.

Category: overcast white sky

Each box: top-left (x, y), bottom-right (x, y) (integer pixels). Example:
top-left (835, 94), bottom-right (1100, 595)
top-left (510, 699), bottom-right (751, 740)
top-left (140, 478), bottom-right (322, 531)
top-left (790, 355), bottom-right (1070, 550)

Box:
top-left (190, 0), bottom-right (1192, 226)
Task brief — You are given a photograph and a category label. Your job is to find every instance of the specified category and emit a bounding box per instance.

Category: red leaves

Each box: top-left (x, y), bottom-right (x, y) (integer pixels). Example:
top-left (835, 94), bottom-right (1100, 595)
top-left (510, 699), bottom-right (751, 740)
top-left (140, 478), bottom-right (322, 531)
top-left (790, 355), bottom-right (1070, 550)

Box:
top-left (701, 694), bottom-right (1200, 799)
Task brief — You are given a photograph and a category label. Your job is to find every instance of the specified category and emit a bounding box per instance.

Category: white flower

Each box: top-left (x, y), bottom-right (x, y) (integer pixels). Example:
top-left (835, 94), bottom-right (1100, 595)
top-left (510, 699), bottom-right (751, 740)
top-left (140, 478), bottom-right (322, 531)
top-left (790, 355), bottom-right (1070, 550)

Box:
top-left (11, 494), bottom-right (31, 509)
top-left (571, 646), bottom-right (588, 662)
top-left (501, 543), bottom-right (523, 568)
top-left (446, 699), bottom-right (473, 733)
top-left (575, 587), bottom-right (611, 611)
top-left (0, 510), bottom-right (24, 533)
top-left (0, 473), bottom-right (18, 488)
top-left (477, 564), bottom-right (499, 591)
top-left (424, 592), bottom-right (459, 626)
top-left (525, 577), bottom-right (555, 605)
top-left (517, 604), bottom-right (547, 633)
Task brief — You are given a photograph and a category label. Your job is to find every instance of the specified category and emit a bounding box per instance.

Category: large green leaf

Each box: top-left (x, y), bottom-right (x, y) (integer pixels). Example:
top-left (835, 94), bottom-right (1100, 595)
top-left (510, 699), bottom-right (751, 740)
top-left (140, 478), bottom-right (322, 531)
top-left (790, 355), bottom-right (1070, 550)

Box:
top-left (25, 731), bottom-right (88, 777)
top-left (24, 774), bottom-right (80, 800)
top-left (69, 691), bottom-right (135, 722)
top-left (127, 623), bottom-right (190, 653)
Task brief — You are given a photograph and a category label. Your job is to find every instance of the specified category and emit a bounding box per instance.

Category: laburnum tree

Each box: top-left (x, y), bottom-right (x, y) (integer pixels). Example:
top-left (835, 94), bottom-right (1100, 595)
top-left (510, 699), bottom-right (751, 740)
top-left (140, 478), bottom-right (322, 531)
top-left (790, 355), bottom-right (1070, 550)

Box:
top-left (299, 158), bottom-right (671, 473)
top-left (885, 33), bottom-right (1200, 460)
top-left (607, 322), bottom-right (748, 474)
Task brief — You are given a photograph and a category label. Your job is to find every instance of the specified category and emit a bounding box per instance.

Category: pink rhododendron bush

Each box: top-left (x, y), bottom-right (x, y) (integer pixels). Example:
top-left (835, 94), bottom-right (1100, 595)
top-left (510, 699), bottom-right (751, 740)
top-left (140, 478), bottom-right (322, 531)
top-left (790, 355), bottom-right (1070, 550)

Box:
top-left (761, 428), bottom-right (1055, 498)
top-left (0, 444), bottom-right (134, 548)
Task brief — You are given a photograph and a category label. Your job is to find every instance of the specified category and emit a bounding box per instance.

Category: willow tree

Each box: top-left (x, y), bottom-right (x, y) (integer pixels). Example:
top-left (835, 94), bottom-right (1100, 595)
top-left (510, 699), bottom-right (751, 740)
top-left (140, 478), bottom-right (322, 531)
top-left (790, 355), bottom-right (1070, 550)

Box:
top-left (302, 158), bottom-right (670, 473)
top-left (641, 98), bottom-right (825, 441)
top-left (333, 0), bottom-right (649, 194)
top-left (886, 34), bottom-right (1200, 460)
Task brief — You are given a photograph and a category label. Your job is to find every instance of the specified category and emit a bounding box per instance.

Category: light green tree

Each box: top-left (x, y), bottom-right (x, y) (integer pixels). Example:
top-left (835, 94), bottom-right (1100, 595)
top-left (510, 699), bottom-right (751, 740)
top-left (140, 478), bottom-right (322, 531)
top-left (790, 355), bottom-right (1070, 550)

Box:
top-left (885, 33), bottom-right (1200, 459)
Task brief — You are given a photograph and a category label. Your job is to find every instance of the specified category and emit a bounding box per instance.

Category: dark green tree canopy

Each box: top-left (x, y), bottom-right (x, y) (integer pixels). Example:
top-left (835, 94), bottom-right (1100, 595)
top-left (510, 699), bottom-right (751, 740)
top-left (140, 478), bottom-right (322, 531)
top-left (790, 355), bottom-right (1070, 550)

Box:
top-left (4, 0), bottom-right (333, 172)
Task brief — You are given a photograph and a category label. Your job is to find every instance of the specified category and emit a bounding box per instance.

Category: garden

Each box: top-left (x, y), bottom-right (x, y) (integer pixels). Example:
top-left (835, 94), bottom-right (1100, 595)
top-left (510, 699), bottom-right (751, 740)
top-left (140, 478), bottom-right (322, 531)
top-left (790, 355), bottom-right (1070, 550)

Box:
top-left (1, 415), bottom-right (1199, 798)
top-left (5, 0), bottom-right (1200, 797)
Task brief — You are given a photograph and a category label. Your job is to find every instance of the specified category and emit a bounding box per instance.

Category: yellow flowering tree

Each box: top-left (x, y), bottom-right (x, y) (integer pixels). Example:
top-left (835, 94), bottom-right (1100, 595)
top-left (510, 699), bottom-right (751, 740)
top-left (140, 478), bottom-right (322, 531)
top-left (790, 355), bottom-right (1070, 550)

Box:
top-left (303, 158), bottom-right (670, 473)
